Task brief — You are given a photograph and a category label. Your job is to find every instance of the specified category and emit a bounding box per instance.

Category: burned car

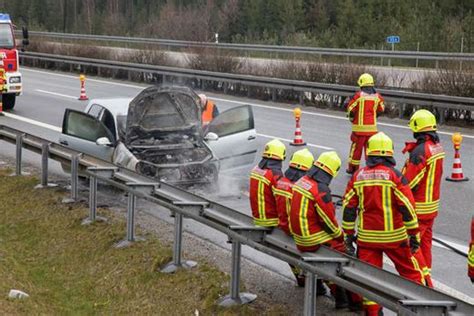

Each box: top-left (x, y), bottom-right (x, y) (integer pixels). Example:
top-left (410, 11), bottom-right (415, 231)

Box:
top-left (59, 85), bottom-right (258, 184)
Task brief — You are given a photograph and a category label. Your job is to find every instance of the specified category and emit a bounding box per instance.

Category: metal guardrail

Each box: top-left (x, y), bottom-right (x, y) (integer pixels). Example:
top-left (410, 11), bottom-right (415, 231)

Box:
top-left (24, 31), bottom-right (474, 62)
top-left (1, 124), bottom-right (473, 315)
top-left (20, 51), bottom-right (474, 125)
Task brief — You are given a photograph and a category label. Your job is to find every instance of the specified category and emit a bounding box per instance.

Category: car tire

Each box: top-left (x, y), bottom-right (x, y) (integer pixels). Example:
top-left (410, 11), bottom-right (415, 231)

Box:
top-left (2, 94), bottom-right (16, 110)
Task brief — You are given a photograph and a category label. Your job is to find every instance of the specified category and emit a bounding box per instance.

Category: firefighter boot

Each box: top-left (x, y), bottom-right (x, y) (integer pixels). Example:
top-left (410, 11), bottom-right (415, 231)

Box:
top-left (316, 279), bottom-right (328, 296)
top-left (334, 286), bottom-right (349, 309)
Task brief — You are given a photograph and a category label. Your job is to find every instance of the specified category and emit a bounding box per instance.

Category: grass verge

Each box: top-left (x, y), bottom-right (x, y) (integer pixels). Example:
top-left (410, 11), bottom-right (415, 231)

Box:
top-left (0, 169), bottom-right (283, 315)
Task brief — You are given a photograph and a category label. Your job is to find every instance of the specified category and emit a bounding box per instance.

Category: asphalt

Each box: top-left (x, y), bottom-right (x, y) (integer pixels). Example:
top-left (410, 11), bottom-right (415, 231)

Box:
top-left (0, 67), bottom-right (473, 300)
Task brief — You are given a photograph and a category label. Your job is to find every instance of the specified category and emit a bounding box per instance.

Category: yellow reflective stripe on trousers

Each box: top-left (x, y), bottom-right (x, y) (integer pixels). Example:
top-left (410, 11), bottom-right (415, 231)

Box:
top-left (469, 245), bottom-right (474, 267)
top-left (411, 256), bottom-right (425, 284)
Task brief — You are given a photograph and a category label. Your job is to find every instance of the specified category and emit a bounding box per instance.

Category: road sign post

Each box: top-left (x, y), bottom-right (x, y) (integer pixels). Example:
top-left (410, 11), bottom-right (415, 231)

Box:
top-left (386, 35), bottom-right (400, 67)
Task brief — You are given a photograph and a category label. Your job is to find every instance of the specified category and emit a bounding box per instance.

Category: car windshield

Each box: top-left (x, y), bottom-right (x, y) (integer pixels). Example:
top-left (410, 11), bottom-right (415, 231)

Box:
top-left (0, 24), bottom-right (14, 49)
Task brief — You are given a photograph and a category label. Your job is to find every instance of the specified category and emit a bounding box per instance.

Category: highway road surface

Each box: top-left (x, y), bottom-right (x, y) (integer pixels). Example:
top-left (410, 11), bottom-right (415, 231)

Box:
top-left (0, 67), bottom-right (473, 303)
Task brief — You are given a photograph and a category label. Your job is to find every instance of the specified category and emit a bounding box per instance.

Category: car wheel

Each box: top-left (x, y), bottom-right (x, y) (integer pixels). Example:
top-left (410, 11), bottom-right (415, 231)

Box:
top-left (2, 94), bottom-right (16, 110)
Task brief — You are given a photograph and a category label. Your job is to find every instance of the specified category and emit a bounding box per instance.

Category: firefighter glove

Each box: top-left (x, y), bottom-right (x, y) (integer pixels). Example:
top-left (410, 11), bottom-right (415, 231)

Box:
top-left (344, 234), bottom-right (357, 257)
top-left (409, 234), bottom-right (420, 254)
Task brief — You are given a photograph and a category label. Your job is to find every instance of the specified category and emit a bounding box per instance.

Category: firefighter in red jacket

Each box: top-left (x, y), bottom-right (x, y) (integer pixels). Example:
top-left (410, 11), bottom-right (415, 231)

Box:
top-left (469, 216), bottom-right (474, 283)
top-left (199, 94), bottom-right (219, 126)
top-left (402, 110), bottom-right (445, 278)
top-left (290, 151), bottom-right (351, 309)
top-left (342, 132), bottom-right (424, 316)
top-left (273, 148), bottom-right (314, 286)
top-left (346, 73), bottom-right (385, 174)
top-left (249, 139), bottom-right (286, 227)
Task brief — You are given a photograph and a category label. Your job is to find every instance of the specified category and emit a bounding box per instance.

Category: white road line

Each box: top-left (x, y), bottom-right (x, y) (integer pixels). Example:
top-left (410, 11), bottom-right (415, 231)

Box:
top-left (36, 89), bottom-right (78, 100)
top-left (2, 112), bottom-right (62, 132)
top-left (257, 133), bottom-right (333, 150)
top-left (23, 67), bottom-right (474, 139)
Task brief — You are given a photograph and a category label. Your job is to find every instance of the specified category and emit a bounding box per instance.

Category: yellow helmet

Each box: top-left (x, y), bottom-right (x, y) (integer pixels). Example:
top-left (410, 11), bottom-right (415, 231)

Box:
top-left (262, 139), bottom-right (286, 161)
top-left (315, 151), bottom-right (341, 177)
top-left (357, 73), bottom-right (374, 87)
top-left (409, 109), bottom-right (437, 133)
top-left (289, 148), bottom-right (314, 171)
top-left (367, 132), bottom-right (394, 157)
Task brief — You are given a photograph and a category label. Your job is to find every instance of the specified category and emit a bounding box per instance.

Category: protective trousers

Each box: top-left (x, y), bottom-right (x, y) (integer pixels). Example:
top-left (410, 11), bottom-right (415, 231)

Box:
top-left (418, 218), bottom-right (435, 269)
top-left (357, 244), bottom-right (424, 315)
top-left (347, 133), bottom-right (375, 173)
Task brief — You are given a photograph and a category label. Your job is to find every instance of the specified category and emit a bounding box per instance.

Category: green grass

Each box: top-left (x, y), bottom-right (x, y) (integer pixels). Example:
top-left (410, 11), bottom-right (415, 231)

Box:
top-left (0, 169), bottom-right (284, 315)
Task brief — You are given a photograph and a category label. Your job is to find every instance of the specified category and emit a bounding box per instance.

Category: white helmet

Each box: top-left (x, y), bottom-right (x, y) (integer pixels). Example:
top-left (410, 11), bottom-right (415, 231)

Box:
top-left (198, 94), bottom-right (207, 108)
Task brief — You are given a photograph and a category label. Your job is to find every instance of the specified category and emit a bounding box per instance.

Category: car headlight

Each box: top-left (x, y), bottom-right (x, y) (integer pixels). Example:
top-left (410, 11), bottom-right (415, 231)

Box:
top-left (9, 76), bottom-right (21, 84)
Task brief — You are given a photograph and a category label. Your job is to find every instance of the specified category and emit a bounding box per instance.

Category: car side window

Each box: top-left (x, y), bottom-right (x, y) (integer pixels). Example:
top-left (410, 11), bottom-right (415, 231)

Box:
top-left (101, 109), bottom-right (117, 142)
top-left (63, 110), bottom-right (113, 143)
top-left (206, 105), bottom-right (254, 137)
top-left (87, 104), bottom-right (104, 119)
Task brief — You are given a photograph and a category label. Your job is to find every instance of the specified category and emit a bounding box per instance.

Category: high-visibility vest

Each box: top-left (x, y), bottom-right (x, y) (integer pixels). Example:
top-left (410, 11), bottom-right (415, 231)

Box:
top-left (201, 101), bottom-right (216, 125)
top-left (342, 164), bottom-right (419, 248)
top-left (249, 166), bottom-right (280, 227)
top-left (289, 175), bottom-right (342, 249)
top-left (347, 91), bottom-right (385, 134)
top-left (402, 138), bottom-right (445, 220)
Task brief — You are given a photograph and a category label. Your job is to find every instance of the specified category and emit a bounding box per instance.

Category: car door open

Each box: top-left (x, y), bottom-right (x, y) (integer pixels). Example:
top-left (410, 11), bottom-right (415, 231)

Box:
top-left (59, 109), bottom-right (115, 162)
top-left (204, 104), bottom-right (258, 171)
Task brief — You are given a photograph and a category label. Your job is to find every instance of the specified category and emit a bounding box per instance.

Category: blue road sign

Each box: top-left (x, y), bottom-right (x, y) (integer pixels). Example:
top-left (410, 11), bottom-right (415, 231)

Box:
top-left (386, 36), bottom-right (400, 44)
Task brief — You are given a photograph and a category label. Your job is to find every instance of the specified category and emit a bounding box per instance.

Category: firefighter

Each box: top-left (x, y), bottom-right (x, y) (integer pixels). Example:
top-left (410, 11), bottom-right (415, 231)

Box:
top-left (346, 73), bottom-right (385, 174)
top-left (290, 151), bottom-right (351, 309)
top-left (0, 57), bottom-right (4, 111)
top-left (249, 139), bottom-right (286, 227)
top-left (199, 94), bottom-right (219, 126)
top-left (272, 148), bottom-right (314, 287)
top-left (342, 132), bottom-right (424, 316)
top-left (402, 110), bottom-right (445, 279)
top-left (469, 216), bottom-right (474, 283)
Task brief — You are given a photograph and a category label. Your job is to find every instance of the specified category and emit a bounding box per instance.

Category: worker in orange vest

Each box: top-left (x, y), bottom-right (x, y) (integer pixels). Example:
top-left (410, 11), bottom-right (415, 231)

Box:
top-left (469, 216), bottom-right (474, 283)
top-left (342, 132), bottom-right (424, 315)
top-left (249, 139), bottom-right (286, 227)
top-left (199, 94), bottom-right (219, 125)
top-left (346, 73), bottom-right (385, 174)
top-left (273, 148), bottom-right (314, 287)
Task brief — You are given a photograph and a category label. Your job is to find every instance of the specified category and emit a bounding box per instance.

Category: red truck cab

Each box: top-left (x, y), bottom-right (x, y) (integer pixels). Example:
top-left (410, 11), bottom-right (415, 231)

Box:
top-left (0, 13), bottom-right (27, 110)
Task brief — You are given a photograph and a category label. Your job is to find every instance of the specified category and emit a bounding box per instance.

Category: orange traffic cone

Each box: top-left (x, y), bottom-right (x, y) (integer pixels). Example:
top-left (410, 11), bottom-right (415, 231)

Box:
top-left (78, 74), bottom-right (89, 101)
top-left (290, 107), bottom-right (306, 146)
top-left (446, 133), bottom-right (469, 182)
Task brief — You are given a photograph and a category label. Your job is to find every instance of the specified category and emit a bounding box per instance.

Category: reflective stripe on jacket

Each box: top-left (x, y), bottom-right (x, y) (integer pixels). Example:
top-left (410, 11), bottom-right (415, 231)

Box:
top-left (469, 217), bottom-right (474, 279)
top-left (342, 164), bottom-right (419, 248)
top-left (250, 166), bottom-right (280, 227)
top-left (289, 175), bottom-right (342, 248)
top-left (402, 138), bottom-right (445, 220)
top-left (201, 100), bottom-right (216, 125)
top-left (272, 176), bottom-right (293, 235)
top-left (347, 91), bottom-right (385, 135)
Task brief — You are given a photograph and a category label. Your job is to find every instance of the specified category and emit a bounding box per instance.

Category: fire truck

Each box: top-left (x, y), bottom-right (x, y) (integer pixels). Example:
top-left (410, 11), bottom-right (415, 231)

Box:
top-left (0, 13), bottom-right (29, 110)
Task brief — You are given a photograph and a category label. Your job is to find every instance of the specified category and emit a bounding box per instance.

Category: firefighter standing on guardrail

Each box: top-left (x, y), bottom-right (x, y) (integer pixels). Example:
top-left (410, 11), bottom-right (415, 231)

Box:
top-left (345, 73), bottom-right (385, 175)
top-left (289, 151), bottom-right (353, 309)
top-left (342, 132), bottom-right (424, 316)
top-left (199, 94), bottom-right (219, 126)
top-left (272, 148), bottom-right (314, 287)
top-left (401, 109), bottom-right (445, 286)
top-left (249, 139), bottom-right (286, 227)
top-left (469, 216), bottom-right (474, 283)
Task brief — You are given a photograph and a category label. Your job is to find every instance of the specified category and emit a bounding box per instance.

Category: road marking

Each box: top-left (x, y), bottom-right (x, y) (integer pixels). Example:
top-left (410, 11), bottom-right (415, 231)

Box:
top-left (257, 133), bottom-right (333, 150)
top-left (23, 67), bottom-right (474, 139)
top-left (2, 112), bottom-right (62, 132)
top-left (36, 89), bottom-right (78, 100)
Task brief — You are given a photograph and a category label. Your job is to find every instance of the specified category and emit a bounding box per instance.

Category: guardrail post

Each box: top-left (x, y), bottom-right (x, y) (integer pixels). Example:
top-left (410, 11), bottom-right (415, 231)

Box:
top-left (272, 88), bottom-right (277, 102)
top-left (299, 92), bottom-right (304, 105)
top-left (303, 271), bottom-right (317, 316)
top-left (218, 239), bottom-right (257, 307)
top-left (82, 167), bottom-right (116, 225)
top-left (161, 212), bottom-right (197, 273)
top-left (438, 108), bottom-right (446, 125)
top-left (11, 133), bottom-right (26, 176)
top-left (62, 154), bottom-right (81, 204)
top-left (115, 182), bottom-right (155, 248)
top-left (223, 82), bottom-right (228, 94)
top-left (34, 143), bottom-right (58, 189)
top-left (399, 103), bottom-right (406, 119)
